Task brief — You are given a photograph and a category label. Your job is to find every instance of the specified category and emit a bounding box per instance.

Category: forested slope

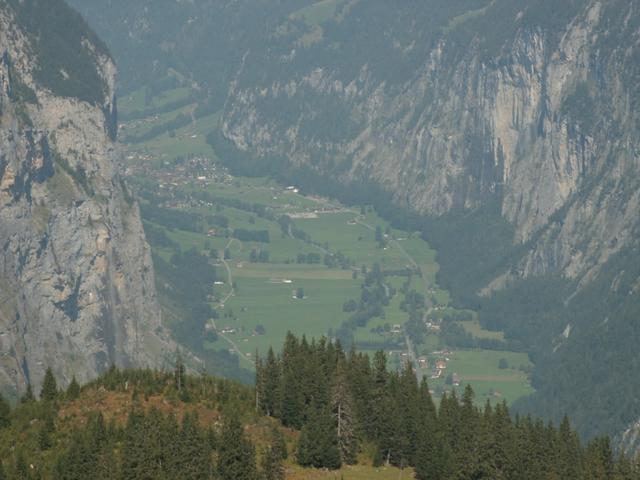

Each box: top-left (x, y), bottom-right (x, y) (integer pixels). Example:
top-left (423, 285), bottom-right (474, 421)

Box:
top-left (0, 334), bottom-right (637, 479)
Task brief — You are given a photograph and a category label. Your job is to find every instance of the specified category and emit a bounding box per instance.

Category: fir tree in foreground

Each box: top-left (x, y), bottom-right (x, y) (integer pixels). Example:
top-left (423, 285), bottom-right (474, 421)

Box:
top-left (255, 332), bottom-right (640, 478)
top-left (218, 415), bottom-right (257, 480)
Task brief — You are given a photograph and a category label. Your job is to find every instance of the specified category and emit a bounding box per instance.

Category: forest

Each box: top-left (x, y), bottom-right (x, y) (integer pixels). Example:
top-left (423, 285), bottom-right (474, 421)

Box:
top-left (1, 333), bottom-right (636, 479)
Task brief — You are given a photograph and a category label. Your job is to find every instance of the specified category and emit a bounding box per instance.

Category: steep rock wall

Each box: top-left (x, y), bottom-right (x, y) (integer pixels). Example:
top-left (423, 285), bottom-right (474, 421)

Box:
top-left (222, 1), bottom-right (640, 290)
top-left (0, 3), bottom-right (170, 397)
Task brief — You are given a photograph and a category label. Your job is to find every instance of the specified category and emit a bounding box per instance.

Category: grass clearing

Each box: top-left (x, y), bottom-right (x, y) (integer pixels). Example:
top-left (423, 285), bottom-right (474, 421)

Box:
top-left (286, 463), bottom-right (414, 480)
top-left (460, 319), bottom-right (505, 340)
top-left (212, 276), bottom-right (361, 356)
top-left (290, 0), bottom-right (345, 26)
top-left (430, 349), bottom-right (533, 405)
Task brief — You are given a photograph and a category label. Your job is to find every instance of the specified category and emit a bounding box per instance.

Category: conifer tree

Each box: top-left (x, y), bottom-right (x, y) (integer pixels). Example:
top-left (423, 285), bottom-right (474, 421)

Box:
top-left (40, 367), bottom-right (58, 401)
top-left (169, 412), bottom-right (211, 480)
top-left (21, 383), bottom-right (34, 404)
top-left (217, 415), bottom-right (257, 480)
top-left (369, 350), bottom-right (390, 443)
top-left (36, 404), bottom-right (57, 452)
top-left (584, 436), bottom-right (614, 480)
top-left (66, 376), bottom-right (80, 400)
top-left (175, 350), bottom-right (185, 392)
top-left (346, 348), bottom-right (372, 439)
top-left (296, 404), bottom-right (341, 470)
top-left (255, 353), bottom-right (265, 413)
top-left (332, 362), bottom-right (358, 464)
top-left (454, 384), bottom-right (481, 478)
top-left (0, 394), bottom-right (10, 429)
top-left (121, 409), bottom-right (169, 480)
top-left (263, 347), bottom-right (281, 417)
top-left (396, 362), bottom-right (420, 465)
top-left (415, 378), bottom-right (442, 480)
top-left (0, 461), bottom-right (6, 480)
top-left (557, 415), bottom-right (583, 480)
top-left (261, 446), bottom-right (284, 480)
top-left (15, 452), bottom-right (28, 480)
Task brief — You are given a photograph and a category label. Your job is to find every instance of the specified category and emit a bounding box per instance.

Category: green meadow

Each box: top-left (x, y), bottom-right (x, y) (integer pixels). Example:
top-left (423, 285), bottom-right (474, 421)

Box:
top-left (120, 83), bottom-right (535, 406)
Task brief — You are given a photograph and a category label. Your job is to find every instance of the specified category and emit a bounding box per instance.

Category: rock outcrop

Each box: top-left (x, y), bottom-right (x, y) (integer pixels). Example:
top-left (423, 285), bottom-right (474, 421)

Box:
top-left (222, 0), bottom-right (640, 290)
top-left (0, 1), bottom-right (170, 398)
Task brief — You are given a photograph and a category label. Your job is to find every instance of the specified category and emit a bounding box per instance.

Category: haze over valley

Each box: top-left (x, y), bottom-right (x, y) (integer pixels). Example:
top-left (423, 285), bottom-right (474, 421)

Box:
top-left (1, 0), bottom-right (640, 478)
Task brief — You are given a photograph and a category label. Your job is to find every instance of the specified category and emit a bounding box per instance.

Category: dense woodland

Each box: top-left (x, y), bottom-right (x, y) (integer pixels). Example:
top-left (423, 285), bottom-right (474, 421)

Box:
top-left (255, 333), bottom-right (640, 479)
top-left (1, 333), bottom-right (639, 478)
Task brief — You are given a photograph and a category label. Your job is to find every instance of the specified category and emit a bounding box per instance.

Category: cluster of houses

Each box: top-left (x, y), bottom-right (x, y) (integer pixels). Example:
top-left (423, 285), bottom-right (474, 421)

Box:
top-left (121, 152), bottom-right (233, 191)
top-left (424, 319), bottom-right (441, 332)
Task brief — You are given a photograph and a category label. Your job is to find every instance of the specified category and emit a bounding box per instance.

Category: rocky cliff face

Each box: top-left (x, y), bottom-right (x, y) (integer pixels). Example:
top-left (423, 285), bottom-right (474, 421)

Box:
top-left (0, 1), bottom-right (169, 398)
top-left (219, 1), bottom-right (640, 442)
top-left (222, 0), bottom-right (640, 290)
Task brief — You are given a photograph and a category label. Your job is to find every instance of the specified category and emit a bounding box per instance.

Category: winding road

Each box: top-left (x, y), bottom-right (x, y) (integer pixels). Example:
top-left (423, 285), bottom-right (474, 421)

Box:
top-left (210, 238), bottom-right (255, 366)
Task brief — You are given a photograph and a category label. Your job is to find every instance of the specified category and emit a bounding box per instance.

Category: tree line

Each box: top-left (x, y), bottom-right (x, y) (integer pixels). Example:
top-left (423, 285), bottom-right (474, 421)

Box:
top-left (256, 332), bottom-right (640, 479)
top-left (1, 337), bottom-right (640, 479)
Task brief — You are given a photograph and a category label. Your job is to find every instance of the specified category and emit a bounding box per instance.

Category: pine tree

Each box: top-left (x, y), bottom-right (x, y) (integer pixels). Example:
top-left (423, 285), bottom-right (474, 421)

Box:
top-left (38, 423), bottom-right (52, 450)
top-left (20, 384), bottom-right (34, 404)
top-left (346, 348), bottom-right (372, 440)
top-left (175, 350), bottom-right (185, 393)
top-left (40, 367), bottom-right (58, 401)
top-left (396, 362), bottom-right (420, 465)
top-left (15, 452), bottom-right (28, 480)
top-left (556, 416), bottom-right (582, 480)
top-left (369, 350), bottom-right (390, 443)
top-left (255, 353), bottom-right (265, 413)
top-left (121, 409), bottom-right (167, 480)
top-left (584, 436), bottom-right (614, 480)
top-left (452, 384), bottom-right (481, 478)
top-left (217, 415), bottom-right (257, 480)
top-left (261, 446), bottom-right (284, 480)
top-left (0, 394), bottom-right (10, 429)
top-left (332, 362), bottom-right (358, 464)
top-left (66, 376), bottom-right (80, 400)
top-left (296, 404), bottom-right (341, 470)
top-left (415, 378), bottom-right (442, 480)
top-left (0, 460), bottom-right (6, 480)
top-left (169, 412), bottom-right (211, 480)
top-left (56, 430), bottom-right (98, 480)
top-left (263, 347), bottom-right (281, 417)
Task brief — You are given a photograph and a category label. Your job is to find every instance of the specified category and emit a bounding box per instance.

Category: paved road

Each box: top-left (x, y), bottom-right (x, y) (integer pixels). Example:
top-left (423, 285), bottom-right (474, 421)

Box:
top-left (218, 238), bottom-right (237, 306)
top-left (210, 238), bottom-right (255, 366)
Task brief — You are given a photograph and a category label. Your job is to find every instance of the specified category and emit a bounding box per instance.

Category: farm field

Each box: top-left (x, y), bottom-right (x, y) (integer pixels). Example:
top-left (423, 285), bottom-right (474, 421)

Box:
top-left (119, 82), bottom-right (535, 406)
top-left (427, 348), bottom-right (534, 405)
top-left (290, 0), bottom-right (347, 26)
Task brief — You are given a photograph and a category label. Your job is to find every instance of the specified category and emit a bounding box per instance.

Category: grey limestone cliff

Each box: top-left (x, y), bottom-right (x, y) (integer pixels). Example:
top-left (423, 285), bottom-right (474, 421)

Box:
top-left (222, 0), bottom-right (640, 292)
top-left (0, 1), bottom-right (170, 398)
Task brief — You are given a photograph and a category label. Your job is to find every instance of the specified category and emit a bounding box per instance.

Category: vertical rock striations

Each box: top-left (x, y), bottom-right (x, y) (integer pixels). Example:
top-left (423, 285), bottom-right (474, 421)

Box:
top-left (221, 0), bottom-right (640, 290)
top-left (0, 1), bottom-right (170, 398)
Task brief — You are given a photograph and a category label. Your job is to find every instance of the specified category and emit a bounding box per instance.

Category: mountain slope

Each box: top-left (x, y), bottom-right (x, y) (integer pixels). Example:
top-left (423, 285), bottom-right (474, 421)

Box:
top-left (0, 0), bottom-right (171, 400)
top-left (218, 0), bottom-right (640, 441)
top-left (67, 0), bottom-right (640, 442)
